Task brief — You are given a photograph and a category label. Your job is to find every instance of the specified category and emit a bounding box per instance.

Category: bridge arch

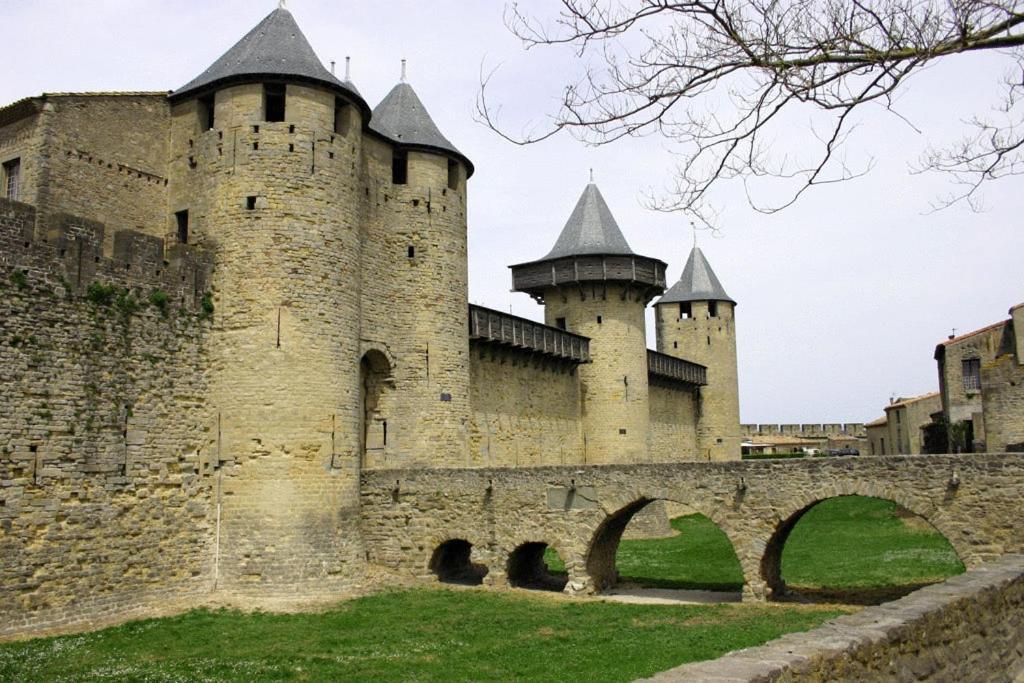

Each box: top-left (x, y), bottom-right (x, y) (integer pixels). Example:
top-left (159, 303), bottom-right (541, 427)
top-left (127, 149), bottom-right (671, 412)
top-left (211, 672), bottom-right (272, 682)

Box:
top-left (506, 541), bottom-right (569, 591)
top-left (760, 489), bottom-right (965, 601)
top-left (428, 537), bottom-right (489, 585)
top-left (584, 496), bottom-right (747, 593)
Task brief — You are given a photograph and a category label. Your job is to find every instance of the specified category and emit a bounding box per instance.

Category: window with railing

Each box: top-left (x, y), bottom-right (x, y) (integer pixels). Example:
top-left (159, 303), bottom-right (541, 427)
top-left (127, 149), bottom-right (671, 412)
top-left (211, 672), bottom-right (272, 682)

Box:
top-left (962, 358), bottom-right (981, 392)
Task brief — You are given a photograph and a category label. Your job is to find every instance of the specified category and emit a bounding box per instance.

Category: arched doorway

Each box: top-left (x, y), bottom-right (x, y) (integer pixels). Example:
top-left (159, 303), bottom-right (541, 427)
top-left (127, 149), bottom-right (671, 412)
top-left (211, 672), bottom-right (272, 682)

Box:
top-left (429, 539), bottom-right (488, 585)
top-left (507, 542), bottom-right (568, 592)
top-left (360, 350), bottom-right (393, 469)
top-left (761, 495), bottom-right (964, 603)
top-left (586, 499), bottom-right (744, 595)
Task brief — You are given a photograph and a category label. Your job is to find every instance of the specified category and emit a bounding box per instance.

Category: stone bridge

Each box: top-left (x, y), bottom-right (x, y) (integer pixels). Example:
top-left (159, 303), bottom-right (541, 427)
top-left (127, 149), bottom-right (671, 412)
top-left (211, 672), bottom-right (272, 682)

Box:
top-left (360, 453), bottom-right (1024, 600)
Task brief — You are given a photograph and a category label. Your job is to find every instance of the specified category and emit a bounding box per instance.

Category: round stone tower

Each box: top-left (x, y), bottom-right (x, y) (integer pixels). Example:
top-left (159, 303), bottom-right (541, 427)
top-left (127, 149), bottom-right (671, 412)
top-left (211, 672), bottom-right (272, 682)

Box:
top-left (511, 183), bottom-right (666, 463)
top-left (654, 247), bottom-right (741, 461)
top-left (361, 73), bottom-right (474, 468)
top-left (166, 7), bottom-right (372, 594)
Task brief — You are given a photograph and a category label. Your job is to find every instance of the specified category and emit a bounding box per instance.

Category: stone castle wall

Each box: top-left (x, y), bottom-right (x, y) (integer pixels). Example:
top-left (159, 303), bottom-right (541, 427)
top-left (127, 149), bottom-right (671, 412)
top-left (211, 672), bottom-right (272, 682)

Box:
top-left (643, 554), bottom-right (1024, 682)
top-left (656, 300), bottom-right (741, 460)
top-left (982, 328), bottom-right (1024, 452)
top-left (0, 199), bottom-right (213, 639)
top-left (468, 346), bottom-right (583, 466)
top-left (648, 380), bottom-right (699, 462)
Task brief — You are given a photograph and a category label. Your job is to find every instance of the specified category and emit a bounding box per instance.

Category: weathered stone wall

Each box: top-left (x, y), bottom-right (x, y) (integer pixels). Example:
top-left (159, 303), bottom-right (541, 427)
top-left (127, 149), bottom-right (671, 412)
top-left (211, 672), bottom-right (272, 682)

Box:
top-left (545, 283), bottom-right (651, 464)
top-left (468, 346), bottom-right (583, 466)
top-left (982, 340), bottom-right (1024, 452)
top-left (885, 393), bottom-right (941, 455)
top-left (0, 106), bottom-right (42, 205)
top-left (656, 300), bottom-right (741, 460)
top-left (936, 323), bottom-right (1007, 448)
top-left (33, 95), bottom-right (170, 249)
top-left (360, 454), bottom-right (1024, 599)
top-left (359, 137), bottom-right (472, 469)
top-left (866, 420), bottom-right (888, 455)
top-left (642, 554), bottom-right (1024, 682)
top-left (648, 380), bottom-right (699, 462)
top-left (0, 202), bottom-right (213, 639)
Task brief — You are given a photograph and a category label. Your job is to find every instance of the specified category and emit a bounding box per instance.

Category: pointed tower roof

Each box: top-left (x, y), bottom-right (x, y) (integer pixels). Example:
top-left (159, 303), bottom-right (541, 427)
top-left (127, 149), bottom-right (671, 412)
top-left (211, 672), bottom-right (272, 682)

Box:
top-left (369, 81), bottom-right (474, 176)
top-left (542, 183), bottom-right (634, 259)
top-left (170, 7), bottom-right (366, 112)
top-left (510, 181), bottom-right (666, 304)
top-left (657, 247), bottom-right (735, 305)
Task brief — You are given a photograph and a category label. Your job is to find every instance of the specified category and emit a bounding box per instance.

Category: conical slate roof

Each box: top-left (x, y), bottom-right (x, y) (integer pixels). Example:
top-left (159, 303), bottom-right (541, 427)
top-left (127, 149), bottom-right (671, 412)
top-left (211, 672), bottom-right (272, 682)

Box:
top-left (542, 183), bottom-right (634, 259)
top-left (171, 7), bottom-right (364, 108)
top-left (369, 82), bottom-right (473, 175)
top-left (657, 247), bottom-right (735, 305)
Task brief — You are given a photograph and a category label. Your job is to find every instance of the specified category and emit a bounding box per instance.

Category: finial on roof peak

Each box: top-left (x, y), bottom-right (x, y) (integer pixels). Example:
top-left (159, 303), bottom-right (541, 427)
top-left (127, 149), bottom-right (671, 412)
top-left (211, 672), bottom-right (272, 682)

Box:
top-left (401, 59), bottom-right (407, 82)
top-left (345, 56), bottom-right (351, 81)
top-left (589, 168), bottom-right (594, 183)
top-left (278, 0), bottom-right (287, 9)
top-left (692, 221), bottom-right (698, 249)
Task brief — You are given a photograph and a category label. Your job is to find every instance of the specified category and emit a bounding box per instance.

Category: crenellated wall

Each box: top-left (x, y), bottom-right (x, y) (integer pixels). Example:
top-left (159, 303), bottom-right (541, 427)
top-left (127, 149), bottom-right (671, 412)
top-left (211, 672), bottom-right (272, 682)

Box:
top-left (0, 200), bottom-right (213, 639)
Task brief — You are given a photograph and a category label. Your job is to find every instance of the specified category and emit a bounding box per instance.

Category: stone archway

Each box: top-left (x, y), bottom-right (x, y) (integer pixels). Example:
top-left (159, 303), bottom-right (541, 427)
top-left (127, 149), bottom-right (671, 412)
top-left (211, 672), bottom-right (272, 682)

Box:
top-left (506, 542), bottom-right (569, 592)
top-left (760, 493), bottom-right (965, 601)
top-left (584, 497), bottom-right (746, 594)
top-left (429, 539), bottom-right (488, 585)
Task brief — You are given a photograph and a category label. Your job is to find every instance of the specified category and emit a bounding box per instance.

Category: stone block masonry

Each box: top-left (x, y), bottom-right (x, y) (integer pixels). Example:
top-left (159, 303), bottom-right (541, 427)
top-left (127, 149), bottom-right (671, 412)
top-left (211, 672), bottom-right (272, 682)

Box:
top-left (0, 207), bottom-right (213, 638)
top-left (641, 554), bottom-right (1024, 682)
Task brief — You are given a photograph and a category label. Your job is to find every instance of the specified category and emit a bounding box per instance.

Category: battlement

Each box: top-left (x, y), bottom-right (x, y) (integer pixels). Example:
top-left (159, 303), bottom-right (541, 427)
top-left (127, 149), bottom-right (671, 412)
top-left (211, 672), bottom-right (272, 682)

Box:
top-left (0, 198), bottom-right (211, 310)
top-left (742, 423), bottom-right (867, 438)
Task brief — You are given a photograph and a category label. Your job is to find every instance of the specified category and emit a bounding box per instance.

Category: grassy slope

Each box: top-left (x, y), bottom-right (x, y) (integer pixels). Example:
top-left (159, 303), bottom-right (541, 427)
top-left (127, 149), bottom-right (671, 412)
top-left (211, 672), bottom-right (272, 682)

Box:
top-left (0, 592), bottom-right (843, 683)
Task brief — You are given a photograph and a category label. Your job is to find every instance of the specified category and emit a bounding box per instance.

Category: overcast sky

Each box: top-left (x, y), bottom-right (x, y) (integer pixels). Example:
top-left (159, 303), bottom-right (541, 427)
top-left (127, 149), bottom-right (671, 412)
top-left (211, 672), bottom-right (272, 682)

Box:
top-left (2, 1), bottom-right (1021, 424)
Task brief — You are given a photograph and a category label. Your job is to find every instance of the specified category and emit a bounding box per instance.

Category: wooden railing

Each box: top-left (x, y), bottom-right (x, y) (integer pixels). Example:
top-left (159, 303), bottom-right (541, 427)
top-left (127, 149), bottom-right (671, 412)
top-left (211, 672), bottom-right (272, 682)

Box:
top-left (647, 349), bottom-right (707, 386)
top-left (469, 305), bottom-right (590, 362)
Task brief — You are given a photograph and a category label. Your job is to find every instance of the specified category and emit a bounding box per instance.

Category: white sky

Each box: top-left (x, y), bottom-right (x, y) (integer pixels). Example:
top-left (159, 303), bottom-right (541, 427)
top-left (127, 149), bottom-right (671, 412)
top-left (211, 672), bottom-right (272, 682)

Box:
top-left (2, 0), bottom-right (1021, 424)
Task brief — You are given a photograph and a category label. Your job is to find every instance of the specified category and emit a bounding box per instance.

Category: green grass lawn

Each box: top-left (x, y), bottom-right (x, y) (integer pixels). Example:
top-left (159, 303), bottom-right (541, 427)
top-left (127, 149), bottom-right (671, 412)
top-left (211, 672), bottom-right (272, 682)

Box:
top-left (0, 591), bottom-right (844, 683)
top-left (780, 496), bottom-right (964, 589)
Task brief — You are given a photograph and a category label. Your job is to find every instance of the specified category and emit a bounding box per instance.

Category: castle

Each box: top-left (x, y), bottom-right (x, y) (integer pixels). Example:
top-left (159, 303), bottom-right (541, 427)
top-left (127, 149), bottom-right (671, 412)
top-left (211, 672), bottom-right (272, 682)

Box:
top-left (0, 6), bottom-right (742, 633)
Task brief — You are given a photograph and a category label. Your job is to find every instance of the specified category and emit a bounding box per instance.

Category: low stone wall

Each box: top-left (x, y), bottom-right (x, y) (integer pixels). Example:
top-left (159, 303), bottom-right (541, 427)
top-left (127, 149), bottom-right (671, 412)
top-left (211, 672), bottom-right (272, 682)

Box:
top-left (641, 554), bottom-right (1024, 682)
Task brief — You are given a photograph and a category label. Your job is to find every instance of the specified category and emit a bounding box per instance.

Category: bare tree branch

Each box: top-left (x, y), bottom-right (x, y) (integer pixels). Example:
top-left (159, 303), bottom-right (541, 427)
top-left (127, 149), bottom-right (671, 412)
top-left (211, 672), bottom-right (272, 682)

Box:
top-left (477, 0), bottom-right (1024, 225)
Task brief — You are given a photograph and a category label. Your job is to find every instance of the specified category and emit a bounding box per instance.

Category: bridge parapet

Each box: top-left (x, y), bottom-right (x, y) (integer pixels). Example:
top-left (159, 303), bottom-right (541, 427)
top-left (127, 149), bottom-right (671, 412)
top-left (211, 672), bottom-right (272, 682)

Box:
top-left (360, 454), bottom-right (1024, 601)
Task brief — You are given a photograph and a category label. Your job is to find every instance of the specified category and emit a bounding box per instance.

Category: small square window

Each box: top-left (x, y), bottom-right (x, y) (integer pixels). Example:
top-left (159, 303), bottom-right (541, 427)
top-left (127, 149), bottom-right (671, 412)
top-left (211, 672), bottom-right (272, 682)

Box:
top-left (246, 196), bottom-right (257, 210)
top-left (555, 317), bottom-right (567, 331)
top-left (679, 302), bottom-right (691, 319)
top-left (407, 245), bottom-right (415, 258)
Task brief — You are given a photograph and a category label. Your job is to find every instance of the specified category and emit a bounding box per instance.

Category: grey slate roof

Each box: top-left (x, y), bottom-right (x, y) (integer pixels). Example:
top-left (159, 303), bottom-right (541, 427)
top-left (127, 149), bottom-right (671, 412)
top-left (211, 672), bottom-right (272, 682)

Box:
top-left (657, 247), bottom-right (735, 305)
top-left (542, 183), bottom-right (634, 259)
top-left (369, 82), bottom-right (473, 174)
top-left (171, 8), bottom-right (364, 107)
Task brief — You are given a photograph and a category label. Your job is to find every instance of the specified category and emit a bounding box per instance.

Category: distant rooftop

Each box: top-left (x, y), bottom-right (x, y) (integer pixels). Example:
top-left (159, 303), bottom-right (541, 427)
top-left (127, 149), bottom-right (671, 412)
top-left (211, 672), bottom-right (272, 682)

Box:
top-left (885, 392), bottom-right (940, 410)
